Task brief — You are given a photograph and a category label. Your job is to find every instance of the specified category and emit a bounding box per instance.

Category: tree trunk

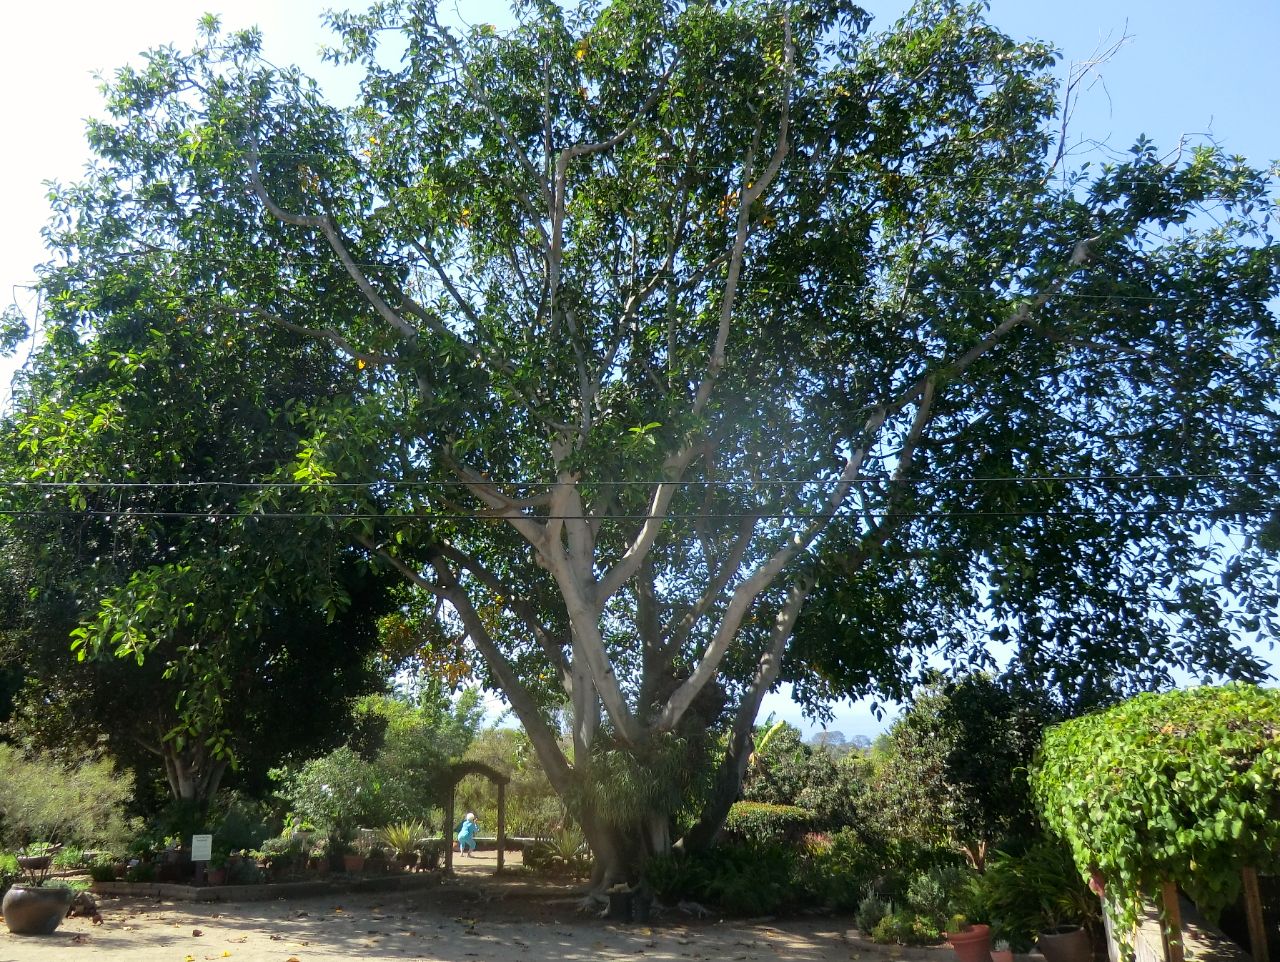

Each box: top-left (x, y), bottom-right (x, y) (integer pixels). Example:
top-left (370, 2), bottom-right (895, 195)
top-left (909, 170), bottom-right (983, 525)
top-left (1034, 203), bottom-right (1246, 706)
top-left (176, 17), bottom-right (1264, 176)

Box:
top-left (162, 743), bottom-right (228, 805)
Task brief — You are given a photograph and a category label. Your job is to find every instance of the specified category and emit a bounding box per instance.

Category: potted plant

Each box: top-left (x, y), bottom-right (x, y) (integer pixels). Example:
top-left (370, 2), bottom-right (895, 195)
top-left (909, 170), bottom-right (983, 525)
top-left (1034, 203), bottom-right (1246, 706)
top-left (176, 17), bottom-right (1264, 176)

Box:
top-left (365, 845), bottom-right (388, 874)
top-left (983, 840), bottom-right (1098, 962)
top-left (2, 845), bottom-right (75, 936)
top-left (418, 840), bottom-right (442, 872)
top-left (376, 820), bottom-right (428, 872)
top-left (341, 840), bottom-right (365, 874)
top-left (943, 869), bottom-right (994, 962)
top-left (207, 850), bottom-right (229, 886)
top-left (307, 836), bottom-right (329, 873)
top-left (946, 914), bottom-right (993, 962)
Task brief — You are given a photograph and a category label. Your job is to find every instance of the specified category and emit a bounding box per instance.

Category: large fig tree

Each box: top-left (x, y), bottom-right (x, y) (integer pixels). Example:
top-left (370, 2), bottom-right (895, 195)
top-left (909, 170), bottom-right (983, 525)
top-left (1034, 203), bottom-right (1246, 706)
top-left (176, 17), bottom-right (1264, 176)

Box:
top-left (11, 0), bottom-right (1278, 884)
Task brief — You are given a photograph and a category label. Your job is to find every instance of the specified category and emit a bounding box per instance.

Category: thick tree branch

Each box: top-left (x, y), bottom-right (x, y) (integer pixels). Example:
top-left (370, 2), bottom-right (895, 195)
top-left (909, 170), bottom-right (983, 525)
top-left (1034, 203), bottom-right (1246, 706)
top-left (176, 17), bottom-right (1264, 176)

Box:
top-left (691, 9), bottom-right (794, 416)
top-left (547, 59), bottom-right (680, 308)
top-left (433, 542), bottom-right (571, 678)
top-left (248, 307), bottom-right (397, 367)
top-left (659, 235), bottom-right (1099, 730)
top-left (665, 512), bottom-right (759, 656)
top-left (595, 443), bottom-right (701, 602)
top-left (679, 578), bottom-right (810, 848)
top-left (357, 534), bottom-right (575, 792)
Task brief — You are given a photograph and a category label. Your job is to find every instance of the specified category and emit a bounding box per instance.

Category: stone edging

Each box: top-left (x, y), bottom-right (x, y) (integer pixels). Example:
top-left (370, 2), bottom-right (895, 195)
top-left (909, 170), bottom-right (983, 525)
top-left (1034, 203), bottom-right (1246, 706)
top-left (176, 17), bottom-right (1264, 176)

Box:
top-left (91, 872), bottom-right (443, 903)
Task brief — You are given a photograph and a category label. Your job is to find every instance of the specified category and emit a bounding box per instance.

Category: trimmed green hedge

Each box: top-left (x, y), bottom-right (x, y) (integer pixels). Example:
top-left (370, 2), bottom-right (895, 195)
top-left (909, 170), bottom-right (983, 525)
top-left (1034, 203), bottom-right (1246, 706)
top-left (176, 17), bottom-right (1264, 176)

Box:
top-left (723, 802), bottom-right (810, 842)
top-left (1032, 684), bottom-right (1280, 934)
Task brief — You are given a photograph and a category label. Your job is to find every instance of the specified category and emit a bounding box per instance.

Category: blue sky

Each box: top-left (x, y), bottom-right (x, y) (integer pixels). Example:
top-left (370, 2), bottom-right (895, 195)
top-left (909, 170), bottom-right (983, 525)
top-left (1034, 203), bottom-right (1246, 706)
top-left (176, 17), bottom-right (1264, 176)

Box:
top-left (0, 0), bottom-right (1276, 737)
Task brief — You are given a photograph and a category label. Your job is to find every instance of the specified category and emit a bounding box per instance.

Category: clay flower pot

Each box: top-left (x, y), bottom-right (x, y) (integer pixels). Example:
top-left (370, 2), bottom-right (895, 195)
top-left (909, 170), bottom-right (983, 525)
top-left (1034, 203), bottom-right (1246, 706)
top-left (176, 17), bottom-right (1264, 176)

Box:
top-left (1037, 926), bottom-right (1092, 962)
top-left (947, 923), bottom-right (993, 962)
top-left (2, 885), bottom-right (74, 935)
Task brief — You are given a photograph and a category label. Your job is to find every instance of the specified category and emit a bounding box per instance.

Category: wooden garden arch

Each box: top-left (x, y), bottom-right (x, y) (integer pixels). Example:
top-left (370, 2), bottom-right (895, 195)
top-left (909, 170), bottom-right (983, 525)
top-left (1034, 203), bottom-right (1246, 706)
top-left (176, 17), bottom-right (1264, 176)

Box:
top-left (443, 760), bottom-right (510, 874)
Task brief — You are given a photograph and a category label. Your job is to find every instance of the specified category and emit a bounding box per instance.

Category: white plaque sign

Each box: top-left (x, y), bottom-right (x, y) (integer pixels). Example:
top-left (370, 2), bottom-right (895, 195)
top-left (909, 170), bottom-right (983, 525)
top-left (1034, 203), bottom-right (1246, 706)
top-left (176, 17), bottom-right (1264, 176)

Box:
top-left (191, 834), bottom-right (213, 862)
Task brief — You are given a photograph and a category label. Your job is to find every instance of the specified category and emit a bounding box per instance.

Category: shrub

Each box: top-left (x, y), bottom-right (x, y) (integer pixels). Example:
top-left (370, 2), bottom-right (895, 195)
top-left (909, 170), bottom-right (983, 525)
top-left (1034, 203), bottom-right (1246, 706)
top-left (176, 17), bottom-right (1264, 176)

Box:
top-left (52, 846), bottom-right (86, 870)
top-left (856, 891), bottom-right (893, 933)
top-left (210, 795), bottom-right (274, 853)
top-left (723, 802), bottom-right (810, 843)
top-left (259, 835), bottom-right (307, 871)
top-left (1032, 685), bottom-right (1280, 935)
top-left (0, 745), bottom-right (136, 850)
top-left (525, 823), bottom-right (591, 877)
top-left (807, 828), bottom-right (881, 910)
top-left (0, 852), bottom-right (19, 895)
top-left (88, 860), bottom-right (117, 883)
top-left (907, 863), bottom-right (976, 925)
top-left (700, 840), bottom-right (801, 916)
top-left (871, 909), bottom-right (945, 946)
top-left (644, 851), bottom-right (710, 904)
top-left (125, 862), bottom-right (156, 883)
top-left (376, 820), bottom-right (429, 857)
top-left (982, 839), bottom-right (1098, 950)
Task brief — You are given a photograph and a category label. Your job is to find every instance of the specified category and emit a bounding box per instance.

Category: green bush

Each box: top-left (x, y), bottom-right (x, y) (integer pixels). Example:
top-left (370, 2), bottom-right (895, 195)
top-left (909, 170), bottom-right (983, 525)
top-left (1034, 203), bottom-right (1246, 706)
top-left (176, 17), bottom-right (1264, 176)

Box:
top-left (52, 846), bottom-right (85, 870)
top-left (125, 862), bottom-right (156, 883)
top-left (807, 828), bottom-right (881, 910)
top-left (524, 823), bottom-right (591, 877)
top-left (856, 891), bottom-right (893, 933)
top-left (0, 745), bottom-right (136, 850)
top-left (701, 840), bottom-right (802, 916)
top-left (88, 860), bottom-right (117, 883)
top-left (723, 802), bottom-right (810, 843)
top-left (210, 794), bottom-right (275, 853)
top-left (906, 863), bottom-right (977, 925)
top-left (871, 909), bottom-right (945, 945)
top-left (0, 852), bottom-right (19, 895)
top-left (982, 839), bottom-right (1098, 951)
top-left (644, 851), bottom-right (711, 904)
top-left (1032, 684), bottom-right (1280, 934)
top-left (375, 820), bottom-right (430, 857)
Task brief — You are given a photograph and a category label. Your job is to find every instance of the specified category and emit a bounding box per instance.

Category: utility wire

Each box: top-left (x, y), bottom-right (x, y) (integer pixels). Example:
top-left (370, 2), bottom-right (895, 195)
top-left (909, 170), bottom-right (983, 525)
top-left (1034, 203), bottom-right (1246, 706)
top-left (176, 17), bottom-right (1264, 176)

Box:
top-left (0, 472), bottom-right (1276, 490)
top-left (0, 506), bottom-right (1269, 523)
top-left (35, 249), bottom-right (1276, 308)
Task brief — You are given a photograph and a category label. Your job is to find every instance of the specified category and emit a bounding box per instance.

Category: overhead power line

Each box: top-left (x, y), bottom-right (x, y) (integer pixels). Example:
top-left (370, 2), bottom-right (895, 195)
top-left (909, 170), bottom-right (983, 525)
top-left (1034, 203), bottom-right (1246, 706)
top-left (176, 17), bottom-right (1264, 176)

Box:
top-left (0, 471), bottom-right (1275, 490)
top-left (0, 506), bottom-right (1270, 523)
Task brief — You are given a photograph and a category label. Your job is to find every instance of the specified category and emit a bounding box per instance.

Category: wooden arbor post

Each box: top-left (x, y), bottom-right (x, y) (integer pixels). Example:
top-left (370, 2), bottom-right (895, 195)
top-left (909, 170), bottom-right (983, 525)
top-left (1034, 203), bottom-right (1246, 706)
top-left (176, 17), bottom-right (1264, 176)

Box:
top-left (442, 761), bottom-right (511, 875)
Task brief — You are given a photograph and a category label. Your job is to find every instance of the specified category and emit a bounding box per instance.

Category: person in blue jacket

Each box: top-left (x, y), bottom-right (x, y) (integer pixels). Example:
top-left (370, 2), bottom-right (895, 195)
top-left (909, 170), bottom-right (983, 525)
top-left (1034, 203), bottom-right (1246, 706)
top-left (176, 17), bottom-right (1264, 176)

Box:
top-left (456, 812), bottom-right (478, 856)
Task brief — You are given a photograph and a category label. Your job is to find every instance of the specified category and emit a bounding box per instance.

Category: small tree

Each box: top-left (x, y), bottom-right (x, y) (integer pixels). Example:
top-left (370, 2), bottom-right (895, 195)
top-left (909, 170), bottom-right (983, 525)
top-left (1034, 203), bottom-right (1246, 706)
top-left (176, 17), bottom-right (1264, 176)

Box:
top-left (863, 674), bottom-right (1059, 869)
top-left (742, 722), bottom-right (863, 829)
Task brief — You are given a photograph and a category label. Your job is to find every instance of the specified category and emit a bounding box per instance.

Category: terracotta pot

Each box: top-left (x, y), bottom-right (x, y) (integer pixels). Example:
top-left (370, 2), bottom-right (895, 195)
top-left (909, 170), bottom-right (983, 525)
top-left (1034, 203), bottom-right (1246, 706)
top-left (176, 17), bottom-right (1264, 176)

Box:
top-left (2, 885), bottom-right (74, 935)
top-left (992, 949), bottom-right (1014, 962)
top-left (207, 867), bottom-right (228, 886)
top-left (342, 854), bottom-right (365, 873)
top-left (947, 924), bottom-right (992, 962)
top-left (1037, 926), bottom-right (1092, 962)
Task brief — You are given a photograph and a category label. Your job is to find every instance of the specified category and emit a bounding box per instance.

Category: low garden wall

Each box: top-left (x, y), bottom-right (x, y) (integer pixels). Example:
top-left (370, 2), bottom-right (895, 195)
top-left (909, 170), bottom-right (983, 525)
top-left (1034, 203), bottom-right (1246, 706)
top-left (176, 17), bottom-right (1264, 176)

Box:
top-left (92, 871), bottom-right (442, 902)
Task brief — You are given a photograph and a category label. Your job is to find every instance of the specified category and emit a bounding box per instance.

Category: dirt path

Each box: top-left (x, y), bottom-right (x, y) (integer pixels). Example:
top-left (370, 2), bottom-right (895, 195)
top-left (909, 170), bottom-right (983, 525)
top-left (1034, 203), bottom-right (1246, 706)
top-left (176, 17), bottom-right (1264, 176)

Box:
top-left (1, 859), bottom-right (864, 962)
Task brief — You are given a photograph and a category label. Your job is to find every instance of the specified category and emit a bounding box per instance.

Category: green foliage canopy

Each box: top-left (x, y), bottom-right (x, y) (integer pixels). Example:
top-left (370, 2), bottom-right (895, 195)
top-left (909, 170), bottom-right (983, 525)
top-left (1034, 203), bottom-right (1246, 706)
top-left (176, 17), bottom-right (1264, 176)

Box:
top-left (5, 0), bottom-right (1279, 877)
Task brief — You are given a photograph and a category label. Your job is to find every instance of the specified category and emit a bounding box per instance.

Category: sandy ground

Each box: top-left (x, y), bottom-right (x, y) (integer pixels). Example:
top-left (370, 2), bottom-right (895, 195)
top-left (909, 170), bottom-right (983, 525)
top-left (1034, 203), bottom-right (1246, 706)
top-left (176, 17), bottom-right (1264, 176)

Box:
top-left (0, 851), bottom-right (868, 962)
